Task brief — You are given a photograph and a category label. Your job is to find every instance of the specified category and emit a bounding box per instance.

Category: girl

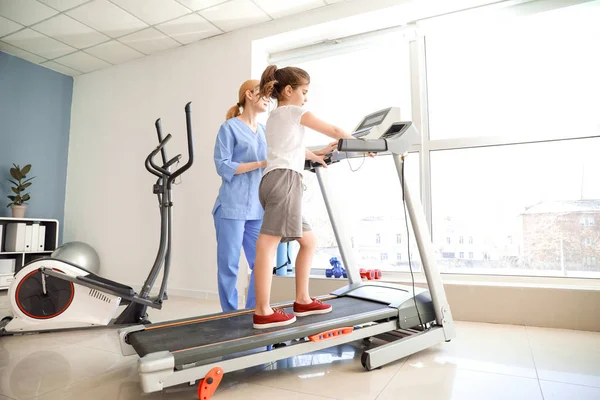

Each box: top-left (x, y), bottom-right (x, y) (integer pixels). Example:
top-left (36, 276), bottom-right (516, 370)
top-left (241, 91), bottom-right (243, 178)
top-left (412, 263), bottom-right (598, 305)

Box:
top-left (252, 65), bottom-right (354, 329)
top-left (212, 79), bottom-right (269, 312)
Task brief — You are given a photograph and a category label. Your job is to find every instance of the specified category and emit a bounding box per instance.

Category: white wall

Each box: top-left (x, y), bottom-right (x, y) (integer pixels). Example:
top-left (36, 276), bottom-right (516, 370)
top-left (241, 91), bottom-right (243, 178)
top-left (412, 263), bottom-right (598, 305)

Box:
top-left (64, 34), bottom-right (252, 298)
top-left (63, 0), bottom-right (500, 298)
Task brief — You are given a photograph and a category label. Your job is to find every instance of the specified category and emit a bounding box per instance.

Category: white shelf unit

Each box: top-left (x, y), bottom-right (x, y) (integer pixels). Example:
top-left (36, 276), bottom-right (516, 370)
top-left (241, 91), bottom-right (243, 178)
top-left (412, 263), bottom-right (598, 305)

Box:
top-left (0, 217), bottom-right (59, 290)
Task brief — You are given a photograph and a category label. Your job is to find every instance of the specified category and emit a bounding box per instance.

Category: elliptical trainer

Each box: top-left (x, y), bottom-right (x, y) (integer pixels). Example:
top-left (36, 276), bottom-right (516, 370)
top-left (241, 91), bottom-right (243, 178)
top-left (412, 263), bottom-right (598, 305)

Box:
top-left (1, 102), bottom-right (195, 334)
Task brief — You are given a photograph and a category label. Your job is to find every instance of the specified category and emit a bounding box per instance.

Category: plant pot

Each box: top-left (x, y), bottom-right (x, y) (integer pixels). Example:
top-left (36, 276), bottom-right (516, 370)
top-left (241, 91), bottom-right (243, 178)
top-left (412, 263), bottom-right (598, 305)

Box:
top-left (11, 205), bottom-right (27, 218)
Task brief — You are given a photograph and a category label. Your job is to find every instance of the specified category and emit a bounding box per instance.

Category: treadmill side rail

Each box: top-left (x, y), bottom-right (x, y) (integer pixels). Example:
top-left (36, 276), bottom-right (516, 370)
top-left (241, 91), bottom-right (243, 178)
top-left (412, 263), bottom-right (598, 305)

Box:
top-left (362, 326), bottom-right (446, 370)
top-left (151, 320), bottom-right (398, 394)
top-left (138, 351), bottom-right (175, 393)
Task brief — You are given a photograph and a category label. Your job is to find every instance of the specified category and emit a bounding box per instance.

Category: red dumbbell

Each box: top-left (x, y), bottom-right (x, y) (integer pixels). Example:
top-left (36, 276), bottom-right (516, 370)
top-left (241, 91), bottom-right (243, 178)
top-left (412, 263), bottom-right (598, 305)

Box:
top-left (359, 268), bottom-right (382, 280)
top-left (359, 268), bottom-right (375, 280)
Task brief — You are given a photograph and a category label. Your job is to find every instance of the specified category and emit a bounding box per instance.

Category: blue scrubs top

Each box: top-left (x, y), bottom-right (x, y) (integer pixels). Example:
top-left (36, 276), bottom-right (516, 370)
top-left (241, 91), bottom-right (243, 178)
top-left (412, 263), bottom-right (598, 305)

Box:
top-left (212, 117), bottom-right (267, 220)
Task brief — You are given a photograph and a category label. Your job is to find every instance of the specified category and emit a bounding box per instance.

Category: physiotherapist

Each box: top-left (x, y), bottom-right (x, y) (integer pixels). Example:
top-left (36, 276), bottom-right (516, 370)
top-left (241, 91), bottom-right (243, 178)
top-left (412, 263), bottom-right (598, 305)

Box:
top-left (212, 79), bottom-right (269, 312)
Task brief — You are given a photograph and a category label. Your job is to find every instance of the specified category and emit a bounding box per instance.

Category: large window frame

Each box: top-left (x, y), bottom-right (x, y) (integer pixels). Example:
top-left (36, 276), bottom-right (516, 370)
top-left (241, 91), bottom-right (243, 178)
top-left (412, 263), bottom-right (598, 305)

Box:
top-left (266, 0), bottom-right (600, 285)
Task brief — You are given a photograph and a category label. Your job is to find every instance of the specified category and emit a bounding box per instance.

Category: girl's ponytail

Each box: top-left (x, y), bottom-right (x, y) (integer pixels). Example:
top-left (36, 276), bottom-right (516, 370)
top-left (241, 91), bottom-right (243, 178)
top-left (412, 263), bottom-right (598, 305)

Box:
top-left (259, 65), bottom-right (278, 100)
top-left (258, 64), bottom-right (309, 102)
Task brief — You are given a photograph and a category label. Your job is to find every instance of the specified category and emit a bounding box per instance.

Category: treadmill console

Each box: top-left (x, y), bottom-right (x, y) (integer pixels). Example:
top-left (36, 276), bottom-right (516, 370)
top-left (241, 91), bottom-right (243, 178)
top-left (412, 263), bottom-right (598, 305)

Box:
top-left (351, 107), bottom-right (402, 140)
top-left (304, 107), bottom-right (419, 170)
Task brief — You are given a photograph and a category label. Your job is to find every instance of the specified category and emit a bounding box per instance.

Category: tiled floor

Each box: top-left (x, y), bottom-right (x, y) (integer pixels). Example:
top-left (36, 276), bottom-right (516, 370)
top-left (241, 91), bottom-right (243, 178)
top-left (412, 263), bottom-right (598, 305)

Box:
top-left (1, 295), bottom-right (599, 400)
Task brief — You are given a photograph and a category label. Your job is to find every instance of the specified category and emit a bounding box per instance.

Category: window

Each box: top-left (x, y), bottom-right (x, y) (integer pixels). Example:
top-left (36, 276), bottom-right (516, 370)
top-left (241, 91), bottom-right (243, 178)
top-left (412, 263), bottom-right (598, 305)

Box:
top-left (294, 32), bottom-right (412, 148)
top-left (431, 138), bottom-right (600, 277)
top-left (581, 216), bottom-right (597, 226)
top-left (270, 0), bottom-right (600, 280)
top-left (294, 33), bottom-right (422, 273)
top-left (426, 2), bottom-right (600, 141)
top-left (425, 1), bottom-right (600, 279)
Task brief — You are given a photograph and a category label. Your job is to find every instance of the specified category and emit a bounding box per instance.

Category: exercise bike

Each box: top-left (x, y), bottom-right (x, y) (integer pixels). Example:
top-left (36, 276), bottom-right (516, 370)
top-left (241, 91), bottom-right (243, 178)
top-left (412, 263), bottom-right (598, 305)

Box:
top-left (0, 102), bottom-right (195, 335)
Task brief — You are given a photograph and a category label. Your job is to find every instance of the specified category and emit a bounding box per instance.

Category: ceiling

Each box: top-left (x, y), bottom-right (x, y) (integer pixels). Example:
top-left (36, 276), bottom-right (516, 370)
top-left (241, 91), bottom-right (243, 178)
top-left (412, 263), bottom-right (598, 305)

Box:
top-left (0, 0), bottom-right (347, 76)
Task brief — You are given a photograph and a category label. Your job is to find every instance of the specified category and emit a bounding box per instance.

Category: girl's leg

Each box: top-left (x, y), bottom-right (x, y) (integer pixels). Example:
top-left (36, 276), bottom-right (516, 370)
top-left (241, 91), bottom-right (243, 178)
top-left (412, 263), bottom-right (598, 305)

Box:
top-left (253, 233), bottom-right (282, 316)
top-left (292, 222), bottom-right (332, 317)
top-left (294, 230), bottom-right (317, 304)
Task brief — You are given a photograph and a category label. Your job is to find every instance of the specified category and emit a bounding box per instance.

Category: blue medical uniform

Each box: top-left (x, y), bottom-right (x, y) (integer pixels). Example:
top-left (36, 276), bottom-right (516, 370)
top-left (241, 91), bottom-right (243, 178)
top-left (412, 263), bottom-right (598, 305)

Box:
top-left (212, 117), bottom-right (267, 312)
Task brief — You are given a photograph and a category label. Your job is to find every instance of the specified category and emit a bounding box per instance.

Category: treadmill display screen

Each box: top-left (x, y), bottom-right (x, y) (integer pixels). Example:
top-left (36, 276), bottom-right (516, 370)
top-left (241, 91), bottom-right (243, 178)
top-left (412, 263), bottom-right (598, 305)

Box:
top-left (356, 108), bottom-right (390, 131)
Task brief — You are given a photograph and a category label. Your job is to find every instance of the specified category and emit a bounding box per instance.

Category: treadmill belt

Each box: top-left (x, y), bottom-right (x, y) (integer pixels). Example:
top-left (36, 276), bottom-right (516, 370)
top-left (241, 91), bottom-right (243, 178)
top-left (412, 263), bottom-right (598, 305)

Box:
top-left (129, 297), bottom-right (395, 363)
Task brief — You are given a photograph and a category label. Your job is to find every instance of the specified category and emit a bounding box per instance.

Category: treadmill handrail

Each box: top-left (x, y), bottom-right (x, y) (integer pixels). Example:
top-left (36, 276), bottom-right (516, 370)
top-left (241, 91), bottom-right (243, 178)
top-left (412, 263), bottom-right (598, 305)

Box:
top-left (337, 138), bottom-right (388, 153)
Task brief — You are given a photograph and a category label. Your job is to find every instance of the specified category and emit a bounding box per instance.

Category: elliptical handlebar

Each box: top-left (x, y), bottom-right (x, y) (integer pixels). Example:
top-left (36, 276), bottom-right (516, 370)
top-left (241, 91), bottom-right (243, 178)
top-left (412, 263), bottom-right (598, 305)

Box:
top-left (145, 102), bottom-right (194, 184)
top-left (155, 119), bottom-right (169, 167)
top-left (148, 134), bottom-right (172, 177)
top-left (168, 102), bottom-right (194, 185)
top-left (163, 154), bottom-right (182, 169)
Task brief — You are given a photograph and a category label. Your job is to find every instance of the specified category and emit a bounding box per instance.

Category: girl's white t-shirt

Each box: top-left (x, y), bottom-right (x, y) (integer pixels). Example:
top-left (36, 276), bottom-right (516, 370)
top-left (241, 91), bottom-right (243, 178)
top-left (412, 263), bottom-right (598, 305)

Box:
top-left (263, 105), bottom-right (308, 176)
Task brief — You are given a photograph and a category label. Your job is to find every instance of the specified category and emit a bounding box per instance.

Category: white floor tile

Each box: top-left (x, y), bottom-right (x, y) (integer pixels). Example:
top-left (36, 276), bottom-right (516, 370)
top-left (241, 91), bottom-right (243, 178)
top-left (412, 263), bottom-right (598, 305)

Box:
top-left (378, 367), bottom-right (543, 400)
top-left (540, 380), bottom-right (600, 400)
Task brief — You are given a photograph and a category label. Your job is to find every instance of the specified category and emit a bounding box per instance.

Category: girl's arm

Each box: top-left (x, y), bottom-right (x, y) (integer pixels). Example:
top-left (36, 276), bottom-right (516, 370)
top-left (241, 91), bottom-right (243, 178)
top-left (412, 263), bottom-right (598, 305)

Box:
top-left (313, 141), bottom-right (339, 156)
top-left (300, 111), bottom-right (354, 140)
top-left (305, 149), bottom-right (328, 168)
top-left (300, 113), bottom-right (376, 158)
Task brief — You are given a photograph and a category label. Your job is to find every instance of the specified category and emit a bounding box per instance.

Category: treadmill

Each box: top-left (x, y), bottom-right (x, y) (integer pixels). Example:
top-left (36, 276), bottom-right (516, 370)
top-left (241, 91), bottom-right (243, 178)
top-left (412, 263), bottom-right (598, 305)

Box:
top-left (118, 107), bottom-right (456, 399)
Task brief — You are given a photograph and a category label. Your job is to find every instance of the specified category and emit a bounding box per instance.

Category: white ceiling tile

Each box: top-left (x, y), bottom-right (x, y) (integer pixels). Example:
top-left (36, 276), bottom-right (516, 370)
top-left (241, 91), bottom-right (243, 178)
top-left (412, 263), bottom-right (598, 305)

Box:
top-left (66, 0), bottom-right (147, 38)
top-left (53, 50), bottom-right (110, 72)
top-left (119, 27), bottom-right (180, 55)
top-left (32, 14), bottom-right (109, 49)
top-left (2, 28), bottom-right (75, 59)
top-left (110, 0), bottom-right (190, 25)
top-left (0, 0), bottom-right (58, 26)
top-left (38, 0), bottom-right (90, 12)
top-left (0, 15), bottom-right (22, 37)
top-left (323, 0), bottom-right (344, 3)
top-left (85, 40), bottom-right (143, 64)
top-left (0, 40), bottom-right (46, 63)
top-left (156, 13), bottom-right (221, 44)
top-left (253, 0), bottom-right (325, 19)
top-left (200, 0), bottom-right (270, 32)
top-left (40, 60), bottom-right (81, 76)
top-left (175, 0), bottom-right (228, 11)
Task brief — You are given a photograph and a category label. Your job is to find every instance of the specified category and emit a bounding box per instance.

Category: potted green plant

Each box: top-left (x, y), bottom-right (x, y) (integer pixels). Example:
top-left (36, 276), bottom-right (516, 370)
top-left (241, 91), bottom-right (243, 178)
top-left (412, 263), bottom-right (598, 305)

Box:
top-left (6, 164), bottom-right (34, 218)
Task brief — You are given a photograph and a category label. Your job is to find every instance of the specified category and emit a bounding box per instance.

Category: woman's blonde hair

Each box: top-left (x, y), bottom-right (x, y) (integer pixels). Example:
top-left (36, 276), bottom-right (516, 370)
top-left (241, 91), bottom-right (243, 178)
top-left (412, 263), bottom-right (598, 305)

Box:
top-left (226, 79), bottom-right (260, 120)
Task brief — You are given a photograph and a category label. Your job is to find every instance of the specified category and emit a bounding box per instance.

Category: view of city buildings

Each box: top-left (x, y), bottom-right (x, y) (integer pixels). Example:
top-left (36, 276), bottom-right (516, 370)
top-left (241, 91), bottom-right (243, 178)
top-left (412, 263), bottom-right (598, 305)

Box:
top-left (306, 191), bottom-right (600, 278)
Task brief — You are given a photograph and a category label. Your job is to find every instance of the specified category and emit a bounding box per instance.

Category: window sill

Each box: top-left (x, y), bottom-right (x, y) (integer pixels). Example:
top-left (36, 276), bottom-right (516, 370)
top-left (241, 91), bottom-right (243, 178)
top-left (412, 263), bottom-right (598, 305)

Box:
top-left (275, 269), bottom-right (600, 291)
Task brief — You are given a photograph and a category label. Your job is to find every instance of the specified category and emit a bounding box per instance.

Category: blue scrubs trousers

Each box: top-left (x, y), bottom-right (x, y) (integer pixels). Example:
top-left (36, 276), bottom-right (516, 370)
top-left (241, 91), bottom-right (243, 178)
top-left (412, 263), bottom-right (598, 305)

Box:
top-left (213, 206), bottom-right (261, 312)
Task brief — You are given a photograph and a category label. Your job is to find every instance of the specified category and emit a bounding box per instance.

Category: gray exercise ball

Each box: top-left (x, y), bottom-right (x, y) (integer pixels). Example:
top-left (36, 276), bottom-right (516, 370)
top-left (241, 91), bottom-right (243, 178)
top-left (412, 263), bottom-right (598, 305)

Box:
top-left (51, 241), bottom-right (101, 274)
